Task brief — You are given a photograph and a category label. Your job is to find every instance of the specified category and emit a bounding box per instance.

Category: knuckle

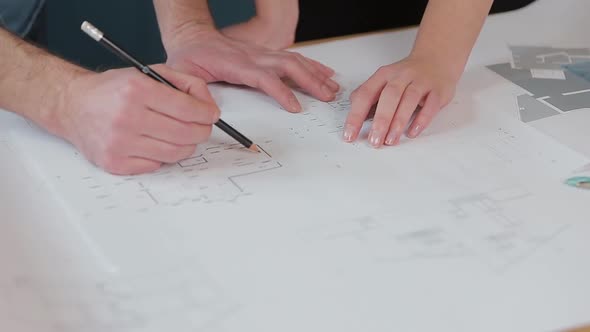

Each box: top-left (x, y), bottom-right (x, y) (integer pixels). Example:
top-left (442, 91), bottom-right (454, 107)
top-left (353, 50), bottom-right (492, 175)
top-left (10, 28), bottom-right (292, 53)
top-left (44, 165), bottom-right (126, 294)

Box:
top-left (399, 67), bottom-right (416, 78)
top-left (180, 123), bottom-right (210, 144)
top-left (99, 154), bottom-right (124, 175)
top-left (102, 132), bottom-right (124, 157)
top-left (193, 77), bottom-right (208, 90)
top-left (187, 124), bottom-right (212, 144)
top-left (119, 76), bottom-right (144, 102)
top-left (351, 86), bottom-right (369, 101)
top-left (172, 123), bottom-right (193, 144)
top-left (253, 72), bottom-right (272, 89)
top-left (403, 85), bottom-right (423, 99)
top-left (385, 82), bottom-right (404, 95)
top-left (376, 65), bottom-right (393, 76)
top-left (110, 110), bottom-right (132, 131)
top-left (281, 54), bottom-right (300, 68)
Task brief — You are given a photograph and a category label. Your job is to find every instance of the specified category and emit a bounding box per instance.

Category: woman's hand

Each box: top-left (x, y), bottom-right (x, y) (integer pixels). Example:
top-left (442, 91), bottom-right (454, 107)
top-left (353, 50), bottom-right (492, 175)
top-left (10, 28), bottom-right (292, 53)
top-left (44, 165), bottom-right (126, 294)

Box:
top-left (343, 55), bottom-right (458, 147)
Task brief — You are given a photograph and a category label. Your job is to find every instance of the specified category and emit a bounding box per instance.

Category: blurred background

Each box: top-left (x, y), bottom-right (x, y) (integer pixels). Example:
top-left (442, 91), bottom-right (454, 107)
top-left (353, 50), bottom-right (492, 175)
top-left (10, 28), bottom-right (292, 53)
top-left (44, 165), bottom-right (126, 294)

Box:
top-left (28, 0), bottom-right (536, 70)
top-left (32, 0), bottom-right (254, 70)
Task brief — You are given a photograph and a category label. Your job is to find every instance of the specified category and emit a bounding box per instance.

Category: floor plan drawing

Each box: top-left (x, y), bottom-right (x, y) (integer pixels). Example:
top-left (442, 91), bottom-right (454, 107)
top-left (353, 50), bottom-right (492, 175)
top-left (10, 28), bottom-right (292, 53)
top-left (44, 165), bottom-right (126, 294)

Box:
top-left (10, 125), bottom-right (284, 218)
top-left (300, 187), bottom-right (569, 271)
top-left (510, 46), bottom-right (590, 70)
top-left (488, 46), bottom-right (590, 123)
top-left (86, 140), bottom-right (282, 213)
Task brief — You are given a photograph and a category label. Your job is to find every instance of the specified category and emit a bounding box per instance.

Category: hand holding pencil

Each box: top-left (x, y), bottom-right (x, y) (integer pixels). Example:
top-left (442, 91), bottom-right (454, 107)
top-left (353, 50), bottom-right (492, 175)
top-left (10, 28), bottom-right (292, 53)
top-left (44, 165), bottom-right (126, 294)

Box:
top-left (81, 21), bottom-right (260, 153)
top-left (59, 62), bottom-right (220, 175)
top-left (58, 21), bottom-right (260, 176)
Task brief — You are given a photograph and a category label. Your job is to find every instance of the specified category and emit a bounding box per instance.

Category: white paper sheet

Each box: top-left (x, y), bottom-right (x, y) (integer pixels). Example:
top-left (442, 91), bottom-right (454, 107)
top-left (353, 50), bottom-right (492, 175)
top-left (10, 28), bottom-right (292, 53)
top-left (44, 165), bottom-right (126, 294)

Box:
top-left (5, 0), bottom-right (590, 329)
top-left (6, 70), bottom-right (590, 331)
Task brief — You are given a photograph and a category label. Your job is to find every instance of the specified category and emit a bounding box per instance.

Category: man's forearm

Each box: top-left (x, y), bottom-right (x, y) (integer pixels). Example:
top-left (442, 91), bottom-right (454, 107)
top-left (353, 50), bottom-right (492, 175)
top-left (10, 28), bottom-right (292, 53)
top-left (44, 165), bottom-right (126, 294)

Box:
top-left (153, 0), bottom-right (217, 50)
top-left (412, 0), bottom-right (494, 80)
top-left (0, 28), bottom-right (89, 136)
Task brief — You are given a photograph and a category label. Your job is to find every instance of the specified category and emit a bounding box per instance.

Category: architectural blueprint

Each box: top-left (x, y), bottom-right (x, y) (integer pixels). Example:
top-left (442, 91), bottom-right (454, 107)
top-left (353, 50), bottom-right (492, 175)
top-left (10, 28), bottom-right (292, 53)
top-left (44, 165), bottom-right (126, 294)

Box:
top-left (8, 0), bottom-right (590, 330)
top-left (488, 46), bottom-right (590, 123)
top-left (5, 52), bottom-right (590, 332)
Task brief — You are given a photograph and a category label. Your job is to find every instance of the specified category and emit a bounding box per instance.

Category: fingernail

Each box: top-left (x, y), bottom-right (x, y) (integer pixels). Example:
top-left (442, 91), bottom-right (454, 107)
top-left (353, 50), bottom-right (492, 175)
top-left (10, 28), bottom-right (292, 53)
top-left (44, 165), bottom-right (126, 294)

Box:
top-left (322, 84), bottom-right (335, 99)
top-left (343, 124), bottom-right (355, 142)
top-left (369, 129), bottom-right (383, 147)
top-left (385, 129), bottom-right (398, 145)
top-left (290, 96), bottom-right (301, 113)
top-left (408, 124), bottom-right (422, 138)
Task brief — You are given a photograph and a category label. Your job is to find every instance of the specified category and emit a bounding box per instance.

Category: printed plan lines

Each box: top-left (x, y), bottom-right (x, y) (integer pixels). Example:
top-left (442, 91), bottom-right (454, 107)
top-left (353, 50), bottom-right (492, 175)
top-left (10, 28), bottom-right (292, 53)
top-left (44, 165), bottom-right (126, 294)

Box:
top-left (82, 140), bottom-right (283, 213)
top-left (300, 187), bottom-right (569, 272)
top-left (488, 46), bottom-right (590, 123)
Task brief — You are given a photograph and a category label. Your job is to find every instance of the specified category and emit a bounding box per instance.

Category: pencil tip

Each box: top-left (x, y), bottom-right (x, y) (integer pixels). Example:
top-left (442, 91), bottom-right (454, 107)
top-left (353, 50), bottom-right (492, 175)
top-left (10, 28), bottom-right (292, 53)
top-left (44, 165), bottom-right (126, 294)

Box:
top-left (249, 144), bottom-right (261, 153)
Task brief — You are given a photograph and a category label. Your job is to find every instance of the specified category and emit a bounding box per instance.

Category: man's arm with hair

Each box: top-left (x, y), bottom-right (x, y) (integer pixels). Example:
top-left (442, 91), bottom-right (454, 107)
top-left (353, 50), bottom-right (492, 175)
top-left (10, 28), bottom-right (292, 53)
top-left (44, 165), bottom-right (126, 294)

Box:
top-left (153, 0), bottom-right (216, 50)
top-left (0, 28), bottom-right (220, 175)
top-left (0, 27), bottom-right (88, 136)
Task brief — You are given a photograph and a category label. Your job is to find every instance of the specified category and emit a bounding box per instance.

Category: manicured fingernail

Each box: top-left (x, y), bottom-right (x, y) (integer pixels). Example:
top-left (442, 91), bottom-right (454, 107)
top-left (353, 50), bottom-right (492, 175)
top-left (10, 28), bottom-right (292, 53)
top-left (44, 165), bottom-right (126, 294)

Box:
top-left (369, 129), bottom-right (383, 147)
top-left (290, 96), bottom-right (301, 113)
top-left (343, 124), bottom-right (355, 142)
top-left (408, 124), bottom-right (422, 138)
top-left (322, 84), bottom-right (335, 99)
top-left (385, 129), bottom-right (398, 145)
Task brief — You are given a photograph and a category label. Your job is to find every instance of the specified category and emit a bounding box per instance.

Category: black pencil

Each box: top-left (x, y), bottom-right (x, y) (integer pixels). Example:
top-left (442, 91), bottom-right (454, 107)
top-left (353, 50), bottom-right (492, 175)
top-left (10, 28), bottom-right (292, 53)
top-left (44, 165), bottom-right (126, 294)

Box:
top-left (80, 21), bottom-right (260, 153)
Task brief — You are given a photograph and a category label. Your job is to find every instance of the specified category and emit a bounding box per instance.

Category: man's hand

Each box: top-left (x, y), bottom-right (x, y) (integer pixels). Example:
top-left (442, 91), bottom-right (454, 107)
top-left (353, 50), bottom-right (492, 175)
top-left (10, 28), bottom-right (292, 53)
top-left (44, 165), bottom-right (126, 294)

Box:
top-left (57, 65), bottom-right (220, 175)
top-left (154, 0), bottom-right (336, 112)
top-left (164, 30), bottom-right (339, 113)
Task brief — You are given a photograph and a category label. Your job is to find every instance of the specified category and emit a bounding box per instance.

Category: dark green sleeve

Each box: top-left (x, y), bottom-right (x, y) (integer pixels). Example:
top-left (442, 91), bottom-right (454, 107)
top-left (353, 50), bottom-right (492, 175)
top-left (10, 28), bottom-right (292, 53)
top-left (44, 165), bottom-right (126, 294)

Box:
top-left (0, 0), bottom-right (45, 36)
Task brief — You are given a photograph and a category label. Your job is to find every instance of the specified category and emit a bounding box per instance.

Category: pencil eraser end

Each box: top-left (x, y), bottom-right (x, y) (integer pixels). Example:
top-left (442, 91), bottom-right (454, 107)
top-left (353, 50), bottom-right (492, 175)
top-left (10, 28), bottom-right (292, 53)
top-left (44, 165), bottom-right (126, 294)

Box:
top-left (81, 21), bottom-right (104, 42)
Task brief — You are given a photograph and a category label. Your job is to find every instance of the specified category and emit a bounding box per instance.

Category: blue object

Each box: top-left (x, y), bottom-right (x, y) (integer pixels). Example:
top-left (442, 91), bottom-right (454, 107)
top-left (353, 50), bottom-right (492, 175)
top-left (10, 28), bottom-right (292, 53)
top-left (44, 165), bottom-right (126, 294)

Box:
top-left (565, 176), bottom-right (590, 190)
top-left (563, 61), bottom-right (590, 83)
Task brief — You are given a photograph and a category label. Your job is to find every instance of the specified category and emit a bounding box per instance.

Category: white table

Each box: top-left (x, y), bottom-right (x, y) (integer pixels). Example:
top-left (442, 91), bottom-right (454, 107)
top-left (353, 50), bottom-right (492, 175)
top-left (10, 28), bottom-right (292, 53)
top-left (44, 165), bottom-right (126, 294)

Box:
top-left (1, 0), bottom-right (590, 331)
